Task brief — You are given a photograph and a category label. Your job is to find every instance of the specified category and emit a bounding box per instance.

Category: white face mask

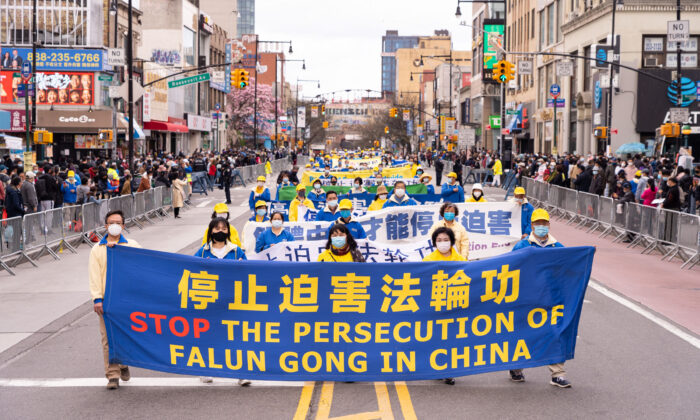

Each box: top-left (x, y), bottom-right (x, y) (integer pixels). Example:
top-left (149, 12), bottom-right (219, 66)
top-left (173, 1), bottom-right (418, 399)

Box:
top-left (354, 183), bottom-right (360, 187)
top-left (379, 194), bottom-right (388, 200)
top-left (257, 182), bottom-right (264, 188)
top-left (436, 241), bottom-right (452, 253)
top-left (271, 219), bottom-right (283, 228)
top-left (314, 184), bottom-right (321, 190)
top-left (108, 223), bottom-right (123, 237)
top-left (473, 191), bottom-right (482, 198)
top-left (394, 188), bottom-right (405, 197)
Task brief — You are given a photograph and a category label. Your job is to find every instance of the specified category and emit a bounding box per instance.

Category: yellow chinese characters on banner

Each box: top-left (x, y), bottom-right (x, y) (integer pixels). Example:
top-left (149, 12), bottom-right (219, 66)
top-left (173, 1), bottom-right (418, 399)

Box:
top-left (301, 166), bottom-right (414, 185)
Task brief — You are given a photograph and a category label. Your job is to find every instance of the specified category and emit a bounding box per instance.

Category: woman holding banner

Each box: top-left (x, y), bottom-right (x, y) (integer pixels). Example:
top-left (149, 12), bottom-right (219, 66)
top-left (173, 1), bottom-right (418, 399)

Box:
top-left (317, 224), bottom-right (365, 262)
top-left (383, 181), bottom-right (418, 208)
top-left (289, 184), bottom-right (315, 222)
top-left (368, 185), bottom-right (389, 211)
top-left (428, 203), bottom-right (469, 259)
top-left (249, 201), bottom-right (270, 222)
top-left (255, 212), bottom-right (295, 253)
top-left (350, 177), bottom-right (366, 194)
top-left (248, 176), bottom-right (271, 210)
top-left (420, 174), bottom-right (435, 194)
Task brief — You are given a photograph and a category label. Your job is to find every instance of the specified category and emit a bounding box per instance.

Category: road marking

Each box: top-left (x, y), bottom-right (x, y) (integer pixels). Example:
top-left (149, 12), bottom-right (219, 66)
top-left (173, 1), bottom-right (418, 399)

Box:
top-left (0, 377), bottom-right (307, 387)
top-left (589, 280), bottom-right (700, 350)
top-left (196, 199), bottom-right (212, 208)
top-left (293, 381), bottom-right (315, 420)
top-left (395, 382), bottom-right (417, 420)
top-left (307, 381), bottom-right (409, 420)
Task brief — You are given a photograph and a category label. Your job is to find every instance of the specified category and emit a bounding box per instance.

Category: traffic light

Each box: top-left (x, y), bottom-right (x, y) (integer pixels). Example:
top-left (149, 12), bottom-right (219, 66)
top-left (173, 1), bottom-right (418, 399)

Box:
top-left (594, 126), bottom-right (608, 139)
top-left (322, 121), bottom-right (329, 129)
top-left (321, 105), bottom-right (326, 116)
top-left (231, 69), bottom-right (240, 88)
top-left (659, 123), bottom-right (680, 137)
top-left (384, 126), bottom-right (389, 134)
top-left (33, 130), bottom-right (53, 144)
top-left (492, 61), bottom-right (504, 83)
top-left (239, 70), bottom-right (249, 88)
top-left (98, 129), bottom-right (113, 142)
top-left (502, 61), bottom-right (515, 82)
top-left (492, 60), bottom-right (514, 83)
top-left (389, 108), bottom-right (397, 118)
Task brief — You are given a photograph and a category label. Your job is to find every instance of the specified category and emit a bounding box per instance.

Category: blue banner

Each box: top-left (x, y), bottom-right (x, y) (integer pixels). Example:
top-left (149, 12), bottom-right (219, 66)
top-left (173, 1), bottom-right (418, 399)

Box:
top-left (0, 47), bottom-right (104, 71)
top-left (104, 246), bottom-right (594, 381)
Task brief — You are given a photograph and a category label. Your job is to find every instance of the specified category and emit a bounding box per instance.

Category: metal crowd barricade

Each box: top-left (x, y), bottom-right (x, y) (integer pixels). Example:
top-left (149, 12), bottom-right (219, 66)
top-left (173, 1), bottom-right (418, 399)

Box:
top-left (133, 192), bottom-right (153, 225)
top-left (44, 207), bottom-right (66, 257)
top-left (596, 196), bottom-right (617, 237)
top-left (536, 181), bottom-right (550, 208)
top-left (627, 204), bottom-right (658, 249)
top-left (0, 216), bottom-right (23, 275)
top-left (679, 213), bottom-right (700, 269)
top-left (81, 202), bottom-right (101, 244)
top-left (544, 184), bottom-right (560, 215)
top-left (120, 194), bottom-right (142, 229)
top-left (15, 212), bottom-right (48, 267)
top-left (616, 202), bottom-right (643, 244)
top-left (60, 205), bottom-right (82, 253)
top-left (574, 192), bottom-right (598, 229)
top-left (522, 178), bottom-right (536, 204)
top-left (644, 208), bottom-right (681, 257)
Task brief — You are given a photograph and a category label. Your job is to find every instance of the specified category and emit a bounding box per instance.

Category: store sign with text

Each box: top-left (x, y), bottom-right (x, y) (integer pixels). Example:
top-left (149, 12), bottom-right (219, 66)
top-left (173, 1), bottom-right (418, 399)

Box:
top-left (186, 114), bottom-right (212, 132)
top-left (0, 71), bottom-right (94, 105)
top-left (0, 46), bottom-right (103, 71)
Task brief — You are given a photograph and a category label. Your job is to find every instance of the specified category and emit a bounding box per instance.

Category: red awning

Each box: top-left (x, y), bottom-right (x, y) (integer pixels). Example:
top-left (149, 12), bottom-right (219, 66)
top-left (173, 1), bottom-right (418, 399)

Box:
top-left (143, 121), bottom-right (189, 133)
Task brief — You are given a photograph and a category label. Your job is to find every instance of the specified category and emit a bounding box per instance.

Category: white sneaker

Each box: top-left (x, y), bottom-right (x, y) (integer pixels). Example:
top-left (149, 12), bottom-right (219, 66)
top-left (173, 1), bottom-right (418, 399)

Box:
top-left (200, 376), bottom-right (213, 383)
top-left (237, 378), bottom-right (251, 386)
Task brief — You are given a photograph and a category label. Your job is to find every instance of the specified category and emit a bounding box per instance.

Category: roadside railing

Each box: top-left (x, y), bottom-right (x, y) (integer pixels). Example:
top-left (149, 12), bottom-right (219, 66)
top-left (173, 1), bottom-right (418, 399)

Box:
top-left (521, 177), bottom-right (700, 270)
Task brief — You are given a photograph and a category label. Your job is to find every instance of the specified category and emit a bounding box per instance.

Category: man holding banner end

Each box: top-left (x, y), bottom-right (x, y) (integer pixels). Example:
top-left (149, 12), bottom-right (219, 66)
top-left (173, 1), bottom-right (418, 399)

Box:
top-left (88, 210), bottom-right (142, 389)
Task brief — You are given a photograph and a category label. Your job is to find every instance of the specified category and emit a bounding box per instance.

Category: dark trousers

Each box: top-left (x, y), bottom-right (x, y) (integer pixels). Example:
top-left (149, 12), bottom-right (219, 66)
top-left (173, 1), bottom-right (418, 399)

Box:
top-left (435, 171), bottom-right (442, 187)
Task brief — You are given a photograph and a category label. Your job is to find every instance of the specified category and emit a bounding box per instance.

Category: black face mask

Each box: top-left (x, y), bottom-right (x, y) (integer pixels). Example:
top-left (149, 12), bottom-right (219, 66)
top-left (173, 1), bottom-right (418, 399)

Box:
top-left (211, 231), bottom-right (228, 243)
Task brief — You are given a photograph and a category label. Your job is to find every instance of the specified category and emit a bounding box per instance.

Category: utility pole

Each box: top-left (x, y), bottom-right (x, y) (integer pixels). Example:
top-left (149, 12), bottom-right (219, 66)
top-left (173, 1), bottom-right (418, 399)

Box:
top-left (500, 3), bottom-right (507, 161)
top-left (29, 0), bottom-right (37, 154)
top-left (127, 0), bottom-right (134, 171)
top-left (675, 0), bottom-right (682, 117)
top-left (253, 35), bottom-right (259, 149)
top-left (605, 0), bottom-right (618, 154)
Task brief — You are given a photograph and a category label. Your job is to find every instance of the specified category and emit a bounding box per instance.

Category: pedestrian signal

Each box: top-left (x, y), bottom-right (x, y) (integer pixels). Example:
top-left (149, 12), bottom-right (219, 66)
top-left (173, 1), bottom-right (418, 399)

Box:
top-left (98, 130), bottom-right (113, 142)
top-left (659, 123), bottom-right (680, 138)
top-left (384, 126), bottom-right (389, 134)
top-left (593, 126), bottom-right (608, 139)
top-left (33, 130), bottom-right (53, 144)
top-left (322, 121), bottom-right (329, 129)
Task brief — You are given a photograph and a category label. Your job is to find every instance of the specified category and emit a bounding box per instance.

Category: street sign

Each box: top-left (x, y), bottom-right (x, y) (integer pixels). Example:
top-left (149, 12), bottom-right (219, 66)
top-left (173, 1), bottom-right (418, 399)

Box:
top-left (107, 48), bottom-right (126, 66)
top-left (167, 73), bottom-right (210, 89)
top-left (488, 115), bottom-right (501, 129)
top-left (667, 20), bottom-right (689, 43)
top-left (215, 103), bottom-right (221, 111)
top-left (550, 84), bottom-right (560, 97)
top-left (670, 107), bottom-right (689, 123)
top-left (506, 110), bottom-right (518, 115)
top-left (518, 60), bottom-right (532, 75)
top-left (556, 60), bottom-right (573, 77)
top-left (211, 71), bottom-right (224, 85)
top-left (547, 98), bottom-right (566, 107)
top-left (21, 62), bottom-right (31, 78)
top-left (109, 85), bottom-right (121, 99)
top-left (98, 74), bottom-right (113, 82)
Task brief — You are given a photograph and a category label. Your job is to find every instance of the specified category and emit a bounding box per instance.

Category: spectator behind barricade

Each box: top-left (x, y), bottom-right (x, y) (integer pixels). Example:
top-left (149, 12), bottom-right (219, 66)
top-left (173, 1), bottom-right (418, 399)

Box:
top-left (350, 177), bottom-right (366, 194)
top-left (368, 185), bottom-right (389, 211)
top-left (316, 191), bottom-right (341, 221)
top-left (328, 199), bottom-right (367, 239)
top-left (289, 184), bottom-right (314, 222)
top-left (441, 172), bottom-right (464, 203)
top-left (255, 211), bottom-right (295, 253)
top-left (61, 170), bottom-right (79, 205)
top-left (588, 163), bottom-right (606, 196)
top-left (77, 176), bottom-right (90, 204)
top-left (659, 168), bottom-right (672, 198)
top-left (511, 187), bottom-right (534, 238)
top-left (420, 174), bottom-right (434, 194)
top-left (619, 182), bottom-right (635, 206)
top-left (248, 176), bottom-right (271, 210)
top-left (693, 168), bottom-right (700, 215)
top-left (428, 203), bottom-right (469, 260)
top-left (308, 180), bottom-right (326, 202)
top-left (573, 164), bottom-right (592, 192)
top-left (641, 178), bottom-right (658, 207)
top-left (623, 157), bottom-right (637, 181)
top-left (467, 183), bottom-right (487, 202)
top-left (383, 181), bottom-right (417, 208)
top-left (509, 208), bottom-right (569, 388)
top-left (318, 224), bottom-right (365, 262)
top-left (136, 167), bottom-right (151, 193)
top-left (21, 171), bottom-right (38, 213)
top-left (547, 164), bottom-right (566, 186)
top-left (250, 200), bottom-right (270, 222)
top-left (661, 177), bottom-right (681, 211)
top-left (88, 210), bottom-right (142, 389)
top-left (635, 170), bottom-right (648, 203)
top-left (121, 172), bottom-right (132, 196)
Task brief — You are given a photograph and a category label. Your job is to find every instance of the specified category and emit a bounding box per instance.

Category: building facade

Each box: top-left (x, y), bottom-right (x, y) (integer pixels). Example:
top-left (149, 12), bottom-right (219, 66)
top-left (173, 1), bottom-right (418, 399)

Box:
top-left (237, 0), bottom-right (255, 37)
top-left (381, 30), bottom-right (420, 94)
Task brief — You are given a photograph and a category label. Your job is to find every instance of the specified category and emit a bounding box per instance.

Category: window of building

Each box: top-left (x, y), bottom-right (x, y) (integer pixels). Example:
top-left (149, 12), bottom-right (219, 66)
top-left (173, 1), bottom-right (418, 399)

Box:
top-left (583, 45), bottom-right (591, 91)
top-left (642, 35), bottom-right (698, 68)
top-left (531, 9), bottom-right (535, 39)
top-left (539, 11), bottom-right (545, 50)
top-left (547, 5), bottom-right (555, 46)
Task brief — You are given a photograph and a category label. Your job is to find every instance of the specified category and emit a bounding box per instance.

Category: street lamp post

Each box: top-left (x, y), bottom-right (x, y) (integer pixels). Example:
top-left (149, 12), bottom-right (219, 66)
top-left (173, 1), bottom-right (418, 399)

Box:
top-left (275, 57), bottom-right (305, 148)
top-left (252, 39), bottom-right (293, 149)
top-left (295, 79), bottom-right (320, 148)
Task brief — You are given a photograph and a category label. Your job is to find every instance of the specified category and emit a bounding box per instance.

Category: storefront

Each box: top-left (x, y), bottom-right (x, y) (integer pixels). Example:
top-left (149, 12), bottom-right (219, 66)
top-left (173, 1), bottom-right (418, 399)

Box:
top-left (185, 113), bottom-right (212, 150)
top-left (143, 117), bottom-right (188, 154)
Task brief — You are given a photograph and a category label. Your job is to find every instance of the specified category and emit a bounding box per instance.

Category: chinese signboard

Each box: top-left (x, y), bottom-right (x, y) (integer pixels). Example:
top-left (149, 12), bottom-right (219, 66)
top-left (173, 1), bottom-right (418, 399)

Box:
top-left (1, 71), bottom-right (94, 105)
top-left (186, 114), bottom-right (212, 132)
top-left (144, 64), bottom-right (169, 122)
top-left (0, 47), bottom-right (103, 71)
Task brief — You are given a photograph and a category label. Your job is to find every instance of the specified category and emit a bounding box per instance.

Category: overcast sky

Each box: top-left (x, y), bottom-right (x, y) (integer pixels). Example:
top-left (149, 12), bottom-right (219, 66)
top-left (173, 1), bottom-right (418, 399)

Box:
top-left (256, 0), bottom-right (472, 100)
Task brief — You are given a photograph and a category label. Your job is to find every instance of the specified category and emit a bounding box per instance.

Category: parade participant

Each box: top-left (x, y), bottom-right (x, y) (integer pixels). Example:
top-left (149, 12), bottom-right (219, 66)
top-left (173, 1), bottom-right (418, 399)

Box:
top-left (316, 190), bottom-right (342, 221)
top-left (289, 184), bottom-right (315, 222)
top-left (491, 155), bottom-right (503, 187)
top-left (319, 165), bottom-right (332, 180)
top-left (88, 210), bottom-right (142, 389)
top-left (428, 203), bottom-right (469, 259)
top-left (383, 181), bottom-right (418, 207)
top-left (330, 176), bottom-right (339, 186)
top-left (422, 227), bottom-right (465, 263)
top-left (466, 183), bottom-right (487, 202)
top-left (328, 199), bottom-right (367, 239)
top-left (308, 180), bottom-right (327, 202)
top-left (255, 212), bottom-right (295, 253)
top-left (318, 224), bottom-right (366, 262)
top-left (350, 177), bottom-right (366, 194)
top-left (368, 185), bottom-right (389, 211)
top-left (202, 203), bottom-right (243, 247)
top-left (511, 187), bottom-right (534, 238)
top-left (249, 200), bottom-right (270, 222)
top-left (420, 174), bottom-right (435, 194)
top-left (509, 208), bottom-right (569, 387)
top-left (414, 166), bottom-right (425, 178)
top-left (248, 176), bottom-right (271, 210)
top-left (440, 172), bottom-right (464, 202)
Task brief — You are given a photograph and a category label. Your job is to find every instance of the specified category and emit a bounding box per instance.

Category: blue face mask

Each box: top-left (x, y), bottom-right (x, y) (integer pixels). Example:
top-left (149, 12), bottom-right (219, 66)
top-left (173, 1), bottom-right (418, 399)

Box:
top-left (340, 210), bottom-right (352, 218)
top-left (256, 209), bottom-right (266, 216)
top-left (533, 225), bottom-right (549, 237)
top-left (331, 236), bottom-right (347, 248)
top-left (443, 212), bottom-right (455, 221)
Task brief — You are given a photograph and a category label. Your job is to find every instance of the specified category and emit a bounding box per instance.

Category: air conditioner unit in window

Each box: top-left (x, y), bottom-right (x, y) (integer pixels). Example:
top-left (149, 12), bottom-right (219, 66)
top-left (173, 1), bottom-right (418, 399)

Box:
top-left (644, 57), bottom-right (658, 67)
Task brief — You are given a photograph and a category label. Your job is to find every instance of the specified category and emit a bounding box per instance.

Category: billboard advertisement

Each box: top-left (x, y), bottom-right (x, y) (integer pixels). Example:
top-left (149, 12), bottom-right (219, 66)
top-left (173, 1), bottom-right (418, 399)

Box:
top-left (482, 20), bottom-right (504, 83)
top-left (0, 71), bottom-right (94, 105)
top-left (0, 47), bottom-right (103, 71)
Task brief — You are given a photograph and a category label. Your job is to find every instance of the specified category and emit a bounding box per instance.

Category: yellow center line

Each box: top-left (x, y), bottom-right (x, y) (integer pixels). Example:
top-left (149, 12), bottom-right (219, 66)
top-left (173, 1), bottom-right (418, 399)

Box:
top-left (394, 382), bottom-right (417, 420)
top-left (293, 381), bottom-right (316, 420)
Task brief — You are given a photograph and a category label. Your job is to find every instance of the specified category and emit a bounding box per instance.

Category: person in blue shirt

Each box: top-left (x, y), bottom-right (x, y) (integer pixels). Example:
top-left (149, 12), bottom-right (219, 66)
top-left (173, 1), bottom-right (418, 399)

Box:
top-left (308, 180), bottom-right (326, 202)
top-left (511, 186), bottom-right (534, 238)
top-left (383, 181), bottom-right (418, 207)
top-left (194, 217), bottom-right (247, 260)
top-left (419, 174), bottom-right (435, 194)
top-left (318, 166), bottom-right (332, 180)
top-left (316, 191), bottom-right (342, 221)
top-left (248, 175), bottom-right (271, 210)
top-left (509, 207), bottom-right (569, 389)
top-left (327, 199), bottom-right (367, 239)
top-left (249, 200), bottom-right (270, 222)
top-left (440, 172), bottom-right (464, 202)
top-left (414, 167), bottom-right (425, 178)
top-left (255, 212), bottom-right (295, 253)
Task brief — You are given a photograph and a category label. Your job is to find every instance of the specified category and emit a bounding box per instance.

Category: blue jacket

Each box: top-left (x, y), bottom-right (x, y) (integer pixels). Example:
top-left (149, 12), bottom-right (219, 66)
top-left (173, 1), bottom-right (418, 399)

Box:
top-left (61, 180), bottom-right (78, 203)
top-left (255, 227), bottom-right (295, 253)
top-left (383, 195), bottom-right (418, 208)
top-left (512, 234), bottom-right (564, 250)
top-left (425, 184), bottom-right (435, 194)
top-left (317, 174), bottom-right (332, 180)
top-left (520, 202), bottom-right (535, 236)
top-left (307, 190), bottom-right (326, 202)
top-left (248, 187), bottom-right (271, 210)
top-left (316, 206), bottom-right (341, 222)
top-left (194, 243), bottom-right (247, 260)
top-left (249, 215), bottom-right (270, 222)
top-left (440, 183), bottom-right (464, 202)
top-left (328, 219), bottom-right (367, 240)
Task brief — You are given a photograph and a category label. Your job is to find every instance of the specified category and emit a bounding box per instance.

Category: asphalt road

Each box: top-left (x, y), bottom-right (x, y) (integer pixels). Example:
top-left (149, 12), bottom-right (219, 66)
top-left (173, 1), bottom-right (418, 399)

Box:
top-left (1, 172), bottom-right (699, 419)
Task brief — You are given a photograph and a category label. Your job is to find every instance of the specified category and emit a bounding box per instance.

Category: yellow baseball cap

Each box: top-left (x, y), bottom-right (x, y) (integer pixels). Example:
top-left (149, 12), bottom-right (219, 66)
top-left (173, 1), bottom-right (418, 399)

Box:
top-left (339, 199), bottom-right (353, 210)
top-left (514, 187), bottom-right (526, 195)
top-left (447, 172), bottom-right (457, 178)
top-left (305, 163), bottom-right (311, 168)
top-left (296, 184), bottom-right (306, 191)
top-left (635, 170), bottom-right (642, 176)
top-left (67, 170), bottom-right (75, 177)
top-left (255, 200), bottom-right (267, 208)
top-left (257, 176), bottom-right (266, 182)
top-left (213, 203), bottom-right (229, 213)
top-left (531, 208), bottom-right (550, 222)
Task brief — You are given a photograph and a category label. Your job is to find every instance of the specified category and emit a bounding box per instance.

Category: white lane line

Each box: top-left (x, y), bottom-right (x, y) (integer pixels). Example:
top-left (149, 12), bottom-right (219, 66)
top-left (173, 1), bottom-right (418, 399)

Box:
top-left (0, 377), bottom-right (307, 388)
top-left (196, 199), bottom-right (213, 208)
top-left (589, 280), bottom-right (700, 350)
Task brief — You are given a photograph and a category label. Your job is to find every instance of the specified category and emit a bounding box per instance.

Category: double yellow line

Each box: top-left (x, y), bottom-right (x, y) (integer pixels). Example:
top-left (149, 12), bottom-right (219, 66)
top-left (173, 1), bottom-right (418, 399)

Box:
top-left (294, 381), bottom-right (417, 420)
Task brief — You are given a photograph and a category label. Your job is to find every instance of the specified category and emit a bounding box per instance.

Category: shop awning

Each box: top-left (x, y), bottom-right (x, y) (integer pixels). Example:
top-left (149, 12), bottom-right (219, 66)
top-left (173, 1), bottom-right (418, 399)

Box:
top-left (143, 120), bottom-right (189, 133)
top-left (506, 104), bottom-right (523, 132)
top-left (125, 117), bottom-right (146, 139)
top-left (0, 134), bottom-right (24, 149)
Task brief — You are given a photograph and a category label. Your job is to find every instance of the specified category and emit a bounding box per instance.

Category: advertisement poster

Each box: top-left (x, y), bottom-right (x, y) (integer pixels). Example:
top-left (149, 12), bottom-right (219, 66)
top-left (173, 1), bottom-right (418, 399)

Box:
top-left (0, 47), bottom-right (103, 71)
top-left (482, 21), bottom-right (504, 82)
top-left (0, 71), bottom-right (94, 105)
top-left (75, 134), bottom-right (110, 149)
